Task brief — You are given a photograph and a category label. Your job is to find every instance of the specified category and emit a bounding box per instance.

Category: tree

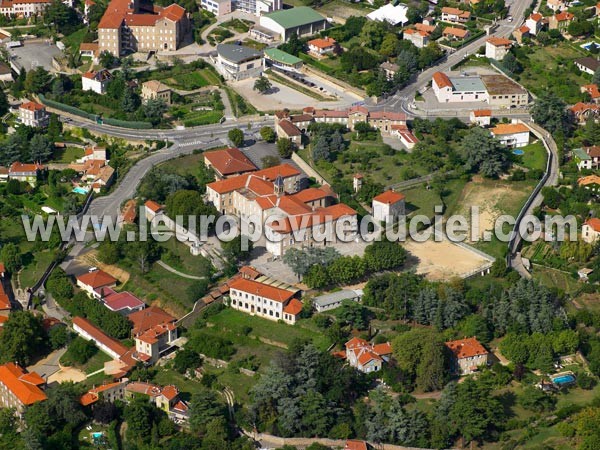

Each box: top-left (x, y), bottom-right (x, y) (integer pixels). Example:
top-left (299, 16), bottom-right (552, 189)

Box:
top-left (46, 268), bottom-right (73, 301)
top-left (0, 89), bottom-right (8, 116)
top-left (502, 52), bottom-right (522, 74)
top-left (228, 128), bottom-right (244, 147)
top-left (303, 264), bottom-right (331, 289)
top-left (121, 88), bottom-right (141, 113)
top-left (221, 235), bottom-right (253, 263)
top-left (279, 32), bottom-right (304, 56)
top-left (363, 240), bottom-right (407, 272)
top-left (29, 134), bottom-right (53, 163)
top-left (461, 127), bottom-right (509, 177)
top-left (261, 155), bottom-right (280, 168)
top-left (189, 390), bottom-right (226, 433)
top-left (49, 325), bottom-right (70, 350)
top-left (260, 126), bottom-right (276, 143)
top-left (0, 311), bottom-right (45, 366)
top-left (0, 243), bottom-right (22, 273)
top-left (144, 98), bottom-right (167, 125)
top-left (531, 91), bottom-right (574, 136)
top-left (518, 386), bottom-right (556, 412)
top-left (253, 76), bottom-right (272, 94)
top-left (45, 0), bottom-right (80, 34)
top-left (593, 67), bottom-right (600, 86)
top-left (173, 348), bottom-right (202, 374)
top-left (277, 137), bottom-right (293, 158)
top-left (311, 135), bottom-right (330, 162)
top-left (98, 50), bottom-right (117, 69)
top-left (24, 67), bottom-right (52, 94)
top-left (380, 33), bottom-right (400, 58)
top-left (62, 336), bottom-right (98, 365)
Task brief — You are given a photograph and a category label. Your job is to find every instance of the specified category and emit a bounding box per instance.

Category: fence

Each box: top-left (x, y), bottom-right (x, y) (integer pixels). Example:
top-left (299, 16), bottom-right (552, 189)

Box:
top-left (291, 152), bottom-right (329, 185)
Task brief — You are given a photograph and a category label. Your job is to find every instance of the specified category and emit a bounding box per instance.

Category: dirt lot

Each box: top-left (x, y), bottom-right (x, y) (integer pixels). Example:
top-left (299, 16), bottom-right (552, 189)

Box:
top-left (80, 250), bottom-right (131, 284)
top-left (454, 178), bottom-right (526, 241)
top-left (48, 366), bottom-right (87, 384)
top-left (402, 238), bottom-right (491, 281)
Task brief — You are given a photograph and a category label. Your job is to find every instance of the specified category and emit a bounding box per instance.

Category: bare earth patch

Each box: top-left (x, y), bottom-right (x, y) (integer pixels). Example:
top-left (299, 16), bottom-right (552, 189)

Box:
top-left (48, 366), bottom-right (87, 384)
top-left (80, 250), bottom-right (131, 285)
top-left (402, 238), bottom-right (490, 281)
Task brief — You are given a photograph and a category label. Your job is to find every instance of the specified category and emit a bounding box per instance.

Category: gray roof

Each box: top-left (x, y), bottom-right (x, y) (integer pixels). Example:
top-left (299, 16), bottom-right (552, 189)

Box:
top-left (449, 75), bottom-right (486, 92)
top-left (313, 289), bottom-right (363, 307)
top-left (217, 44), bottom-right (262, 63)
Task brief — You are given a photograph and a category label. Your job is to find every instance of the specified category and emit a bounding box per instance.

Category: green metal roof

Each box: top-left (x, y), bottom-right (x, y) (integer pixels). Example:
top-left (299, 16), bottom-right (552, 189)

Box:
top-left (263, 6), bottom-right (325, 30)
top-left (264, 48), bottom-right (302, 65)
top-left (573, 148), bottom-right (591, 160)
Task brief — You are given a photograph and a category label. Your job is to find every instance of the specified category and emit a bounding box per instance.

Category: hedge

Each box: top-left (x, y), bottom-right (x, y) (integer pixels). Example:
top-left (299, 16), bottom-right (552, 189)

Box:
top-left (38, 94), bottom-right (153, 129)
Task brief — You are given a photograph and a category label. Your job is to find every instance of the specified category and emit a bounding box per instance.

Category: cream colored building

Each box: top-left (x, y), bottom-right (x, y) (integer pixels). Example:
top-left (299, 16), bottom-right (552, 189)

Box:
top-left (141, 80), bottom-right (172, 105)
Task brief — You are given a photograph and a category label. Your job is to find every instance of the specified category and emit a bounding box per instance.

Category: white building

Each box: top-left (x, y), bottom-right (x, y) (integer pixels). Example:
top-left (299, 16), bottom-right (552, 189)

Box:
top-left (258, 6), bottom-right (327, 42)
top-left (490, 123), bottom-right (530, 148)
top-left (403, 28), bottom-right (429, 48)
top-left (18, 101), bottom-right (49, 127)
top-left (82, 69), bottom-right (112, 94)
top-left (215, 44), bottom-right (263, 81)
top-left (583, 218), bottom-right (600, 243)
top-left (76, 269), bottom-right (118, 298)
top-left (307, 37), bottom-right (337, 58)
top-left (441, 6), bottom-right (470, 23)
top-left (233, 0), bottom-right (281, 16)
top-left (575, 57), bottom-right (600, 76)
top-left (366, 3), bottom-right (408, 26)
top-left (470, 109), bottom-right (492, 126)
top-left (134, 321), bottom-right (178, 364)
top-left (485, 37), bottom-right (512, 61)
top-left (525, 12), bottom-right (543, 35)
top-left (546, 0), bottom-right (565, 11)
top-left (372, 190), bottom-right (405, 223)
top-left (228, 278), bottom-right (303, 325)
top-left (0, 0), bottom-right (51, 17)
top-left (344, 337), bottom-right (393, 373)
top-left (432, 72), bottom-right (488, 103)
top-left (200, 0), bottom-right (231, 16)
top-left (313, 289), bottom-right (363, 313)
top-left (72, 316), bottom-right (129, 360)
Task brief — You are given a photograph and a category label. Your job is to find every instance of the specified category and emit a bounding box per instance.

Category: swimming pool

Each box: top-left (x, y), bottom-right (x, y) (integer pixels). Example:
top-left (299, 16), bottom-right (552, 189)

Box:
top-left (91, 432), bottom-right (103, 439)
top-left (581, 42), bottom-right (600, 51)
top-left (73, 186), bottom-right (89, 195)
top-left (512, 149), bottom-right (524, 156)
top-left (552, 374), bottom-right (576, 385)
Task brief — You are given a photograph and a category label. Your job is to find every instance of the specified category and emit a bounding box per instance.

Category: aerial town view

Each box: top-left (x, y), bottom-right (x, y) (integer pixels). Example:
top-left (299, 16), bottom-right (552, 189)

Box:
top-left (4, 0), bottom-right (600, 448)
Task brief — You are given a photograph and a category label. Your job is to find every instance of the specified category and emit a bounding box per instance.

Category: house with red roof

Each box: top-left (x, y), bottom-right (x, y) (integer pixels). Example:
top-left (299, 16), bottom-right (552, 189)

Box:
top-left (82, 69), bottom-right (113, 94)
top-left (125, 382), bottom-right (190, 422)
top-left (228, 277), bottom-right (303, 324)
top-left (100, 288), bottom-right (146, 315)
top-left (134, 320), bottom-right (178, 364)
top-left (344, 440), bottom-right (369, 450)
top-left (0, 363), bottom-right (47, 416)
top-left (76, 269), bottom-right (118, 298)
top-left (8, 162), bottom-right (45, 186)
top-left (80, 380), bottom-right (127, 406)
top-left (582, 84), bottom-right (600, 104)
top-left (441, 6), bottom-right (470, 24)
top-left (445, 337), bottom-right (489, 375)
top-left (485, 37), bottom-right (512, 61)
top-left (307, 37), bottom-right (337, 58)
top-left (583, 218), bottom-right (600, 243)
top-left (0, 262), bottom-right (5, 278)
top-left (203, 147), bottom-right (258, 180)
top-left (372, 190), bottom-right (405, 223)
top-left (548, 11), bottom-right (574, 32)
top-left (344, 337), bottom-right (393, 373)
top-left (525, 12), bottom-right (543, 36)
top-left (491, 123), bottom-right (530, 148)
top-left (470, 109), bottom-right (492, 127)
top-left (570, 102), bottom-right (600, 124)
top-left (18, 101), bottom-right (49, 127)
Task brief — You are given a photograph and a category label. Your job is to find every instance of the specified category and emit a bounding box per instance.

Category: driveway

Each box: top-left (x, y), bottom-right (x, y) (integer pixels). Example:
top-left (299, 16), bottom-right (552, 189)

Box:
top-left (27, 347), bottom-right (67, 380)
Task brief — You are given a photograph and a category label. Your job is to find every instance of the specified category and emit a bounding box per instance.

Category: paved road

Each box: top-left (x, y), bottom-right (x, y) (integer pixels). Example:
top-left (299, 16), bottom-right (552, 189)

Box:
top-left (374, 0), bottom-right (531, 115)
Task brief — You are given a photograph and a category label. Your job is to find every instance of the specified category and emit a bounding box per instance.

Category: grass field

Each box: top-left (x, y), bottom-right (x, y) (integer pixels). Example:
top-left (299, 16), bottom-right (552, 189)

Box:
top-left (53, 146), bottom-right (84, 163)
top-left (533, 266), bottom-right (580, 295)
top-left (168, 72), bottom-right (210, 90)
top-left (517, 141), bottom-right (548, 172)
top-left (19, 250), bottom-right (55, 290)
top-left (160, 238), bottom-right (213, 278)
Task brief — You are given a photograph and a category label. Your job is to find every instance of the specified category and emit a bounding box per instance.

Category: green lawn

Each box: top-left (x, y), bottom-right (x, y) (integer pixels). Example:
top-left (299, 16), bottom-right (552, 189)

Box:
top-left (533, 266), bottom-right (581, 296)
top-left (62, 28), bottom-right (89, 53)
top-left (518, 141), bottom-right (548, 172)
top-left (205, 308), bottom-right (331, 350)
top-left (52, 146), bottom-right (84, 163)
top-left (160, 238), bottom-right (213, 278)
top-left (169, 72), bottom-right (210, 90)
top-left (19, 250), bottom-right (55, 290)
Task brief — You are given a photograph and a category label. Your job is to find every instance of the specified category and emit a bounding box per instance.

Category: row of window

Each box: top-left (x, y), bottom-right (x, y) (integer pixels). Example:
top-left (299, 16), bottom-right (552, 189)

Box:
top-left (231, 299), bottom-right (280, 318)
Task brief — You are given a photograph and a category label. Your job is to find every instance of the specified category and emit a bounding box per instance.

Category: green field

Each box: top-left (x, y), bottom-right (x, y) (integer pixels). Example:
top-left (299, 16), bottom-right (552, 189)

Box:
top-left (533, 266), bottom-right (580, 295)
top-left (52, 146), bottom-right (84, 163)
top-left (19, 250), bottom-right (55, 290)
top-left (518, 141), bottom-right (548, 172)
top-left (168, 72), bottom-right (210, 90)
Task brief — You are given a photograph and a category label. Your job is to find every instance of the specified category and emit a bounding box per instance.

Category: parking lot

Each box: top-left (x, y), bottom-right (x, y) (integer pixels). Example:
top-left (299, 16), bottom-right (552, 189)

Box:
top-left (8, 41), bottom-right (63, 72)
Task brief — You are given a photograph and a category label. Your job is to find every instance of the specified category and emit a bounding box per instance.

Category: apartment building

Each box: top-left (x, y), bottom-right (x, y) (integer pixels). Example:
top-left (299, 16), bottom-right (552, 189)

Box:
top-left (0, 0), bottom-right (51, 17)
top-left (0, 363), bottom-right (47, 416)
top-left (98, 0), bottom-right (190, 57)
top-left (215, 43), bottom-right (263, 81)
top-left (19, 101), bottom-right (49, 127)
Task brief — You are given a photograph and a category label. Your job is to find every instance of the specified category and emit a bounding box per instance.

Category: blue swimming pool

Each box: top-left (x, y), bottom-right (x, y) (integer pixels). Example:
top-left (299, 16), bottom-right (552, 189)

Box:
top-left (92, 432), bottom-right (103, 439)
top-left (73, 186), bottom-right (89, 195)
top-left (512, 149), bottom-right (524, 156)
top-left (581, 42), bottom-right (600, 51)
top-left (552, 374), bottom-right (576, 385)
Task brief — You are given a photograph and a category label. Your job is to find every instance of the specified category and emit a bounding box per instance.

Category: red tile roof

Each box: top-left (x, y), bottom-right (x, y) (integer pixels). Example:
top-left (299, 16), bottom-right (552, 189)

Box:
top-left (9, 162), bottom-right (44, 174)
top-left (443, 27), bottom-right (469, 38)
top-left (433, 72), bottom-right (452, 89)
top-left (487, 37), bottom-right (512, 47)
top-left (554, 11), bottom-right (574, 21)
top-left (266, 203), bottom-right (357, 233)
top-left (0, 363), bottom-right (47, 406)
top-left (491, 123), bottom-right (530, 135)
top-left (529, 12), bottom-right (542, 22)
top-left (229, 278), bottom-right (296, 303)
top-left (415, 23), bottom-right (435, 33)
top-left (77, 270), bottom-right (118, 289)
top-left (278, 119), bottom-right (302, 137)
top-left (20, 101), bottom-right (44, 111)
top-left (144, 200), bottom-right (163, 213)
top-left (441, 7), bottom-right (471, 18)
top-left (128, 306), bottom-right (176, 336)
top-left (204, 147), bottom-right (257, 177)
top-left (122, 199), bottom-right (137, 224)
top-left (583, 84), bottom-right (600, 99)
top-left (445, 337), bottom-right (488, 359)
top-left (80, 381), bottom-right (124, 406)
top-left (308, 37), bottom-right (336, 49)
top-left (373, 190), bottom-right (405, 204)
top-left (345, 440), bottom-right (368, 450)
top-left (473, 109), bottom-right (492, 117)
top-left (207, 164), bottom-right (300, 194)
top-left (585, 218), bottom-right (600, 233)
top-left (103, 291), bottom-right (145, 312)
top-left (72, 316), bottom-right (129, 357)
top-left (283, 298), bottom-right (303, 316)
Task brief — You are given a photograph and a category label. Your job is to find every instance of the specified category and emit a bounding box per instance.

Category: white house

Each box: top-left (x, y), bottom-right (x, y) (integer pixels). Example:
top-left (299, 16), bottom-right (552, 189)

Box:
top-left (215, 44), bottom-right (263, 81)
top-left (390, 125), bottom-right (419, 149)
top-left (372, 190), bottom-right (405, 223)
top-left (76, 269), bottom-right (118, 298)
top-left (575, 57), bottom-right (600, 76)
top-left (19, 101), bottom-right (49, 127)
top-left (485, 37), bottom-right (512, 61)
top-left (313, 289), bottom-right (363, 313)
top-left (82, 69), bottom-right (113, 94)
top-left (441, 6), bottom-right (470, 23)
top-left (525, 12), bottom-right (543, 35)
top-left (403, 28), bottom-right (429, 48)
top-left (583, 218), bottom-right (600, 243)
top-left (546, 0), bottom-right (565, 11)
top-left (228, 278), bottom-right (302, 325)
top-left (490, 123), bottom-right (530, 148)
top-left (344, 337), bottom-right (392, 373)
top-left (307, 37), bottom-right (337, 58)
top-left (200, 0), bottom-right (231, 16)
top-left (470, 109), bottom-right (492, 126)
top-left (432, 72), bottom-right (488, 103)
